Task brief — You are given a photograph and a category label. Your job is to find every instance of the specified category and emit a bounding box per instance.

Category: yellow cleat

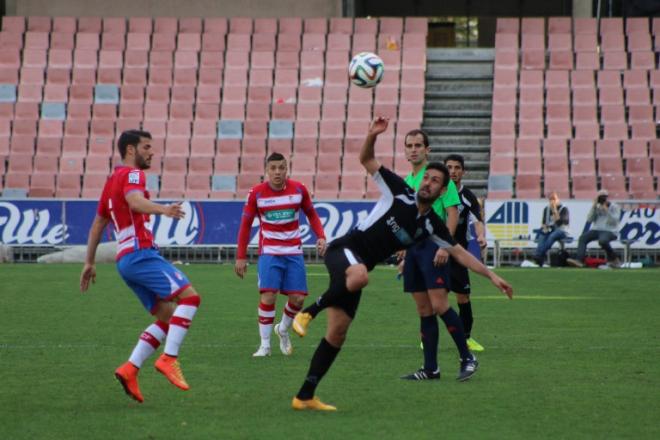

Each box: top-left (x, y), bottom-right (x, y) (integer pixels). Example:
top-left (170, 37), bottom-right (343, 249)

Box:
top-left (155, 354), bottom-right (190, 391)
top-left (292, 312), bottom-right (313, 338)
top-left (467, 337), bottom-right (485, 352)
top-left (291, 396), bottom-right (337, 411)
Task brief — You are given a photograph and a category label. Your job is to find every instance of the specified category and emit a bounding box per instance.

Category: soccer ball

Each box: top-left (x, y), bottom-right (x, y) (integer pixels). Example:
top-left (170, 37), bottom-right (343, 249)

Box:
top-left (348, 52), bottom-right (384, 88)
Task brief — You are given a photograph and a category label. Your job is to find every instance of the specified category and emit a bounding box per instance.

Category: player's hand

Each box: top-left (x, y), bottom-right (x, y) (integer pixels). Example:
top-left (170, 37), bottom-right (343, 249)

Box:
top-left (80, 263), bottom-right (96, 293)
top-left (234, 259), bottom-right (248, 279)
top-left (477, 235), bottom-right (487, 249)
top-left (490, 273), bottom-right (513, 299)
top-left (368, 116), bottom-right (389, 137)
top-left (163, 202), bottom-right (185, 219)
top-left (395, 250), bottom-right (406, 261)
top-left (316, 239), bottom-right (327, 257)
top-left (433, 248), bottom-right (449, 266)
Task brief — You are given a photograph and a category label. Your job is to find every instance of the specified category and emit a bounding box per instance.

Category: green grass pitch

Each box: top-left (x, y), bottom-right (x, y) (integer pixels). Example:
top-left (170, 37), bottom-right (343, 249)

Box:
top-left (1, 264), bottom-right (659, 439)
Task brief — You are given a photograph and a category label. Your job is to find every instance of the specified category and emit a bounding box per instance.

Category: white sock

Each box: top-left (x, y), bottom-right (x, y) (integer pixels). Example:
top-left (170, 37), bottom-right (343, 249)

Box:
top-left (164, 296), bottom-right (200, 357)
top-left (128, 321), bottom-right (168, 368)
top-left (258, 302), bottom-right (275, 347)
top-left (279, 300), bottom-right (302, 332)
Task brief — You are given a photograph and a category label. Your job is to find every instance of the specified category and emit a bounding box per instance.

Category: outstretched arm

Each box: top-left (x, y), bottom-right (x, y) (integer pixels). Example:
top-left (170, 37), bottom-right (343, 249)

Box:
top-left (125, 192), bottom-right (184, 218)
top-left (80, 215), bottom-right (111, 292)
top-left (360, 117), bottom-right (389, 175)
top-left (445, 244), bottom-right (513, 298)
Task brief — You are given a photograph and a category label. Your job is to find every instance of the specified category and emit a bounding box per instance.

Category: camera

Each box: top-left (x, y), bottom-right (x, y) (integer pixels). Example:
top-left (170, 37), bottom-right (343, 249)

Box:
top-left (597, 195), bottom-right (608, 204)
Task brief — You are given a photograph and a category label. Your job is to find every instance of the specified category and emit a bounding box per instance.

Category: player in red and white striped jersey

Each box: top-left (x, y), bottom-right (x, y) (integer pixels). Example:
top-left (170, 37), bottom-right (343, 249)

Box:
top-left (235, 152), bottom-right (327, 357)
top-left (80, 130), bottom-right (202, 403)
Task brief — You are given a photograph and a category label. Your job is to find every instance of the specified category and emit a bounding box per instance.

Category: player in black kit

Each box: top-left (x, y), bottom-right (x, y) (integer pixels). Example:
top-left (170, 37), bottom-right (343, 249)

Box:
top-left (289, 118), bottom-right (513, 411)
top-left (445, 154), bottom-right (488, 352)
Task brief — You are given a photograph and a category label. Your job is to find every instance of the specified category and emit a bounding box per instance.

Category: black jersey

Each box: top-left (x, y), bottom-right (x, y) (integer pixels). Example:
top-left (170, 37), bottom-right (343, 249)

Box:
top-left (331, 166), bottom-right (456, 270)
top-left (455, 185), bottom-right (483, 248)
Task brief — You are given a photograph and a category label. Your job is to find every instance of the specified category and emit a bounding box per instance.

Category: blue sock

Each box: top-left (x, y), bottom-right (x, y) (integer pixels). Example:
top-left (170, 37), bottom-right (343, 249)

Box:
top-left (420, 315), bottom-right (439, 371)
top-left (439, 308), bottom-right (471, 360)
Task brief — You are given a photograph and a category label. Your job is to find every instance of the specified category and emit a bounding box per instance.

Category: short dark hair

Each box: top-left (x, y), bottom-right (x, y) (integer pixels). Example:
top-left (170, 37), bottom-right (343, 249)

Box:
top-left (404, 129), bottom-right (429, 147)
top-left (117, 129), bottom-right (152, 159)
top-left (266, 152), bottom-right (286, 163)
top-left (426, 162), bottom-right (450, 189)
top-left (444, 154), bottom-right (465, 169)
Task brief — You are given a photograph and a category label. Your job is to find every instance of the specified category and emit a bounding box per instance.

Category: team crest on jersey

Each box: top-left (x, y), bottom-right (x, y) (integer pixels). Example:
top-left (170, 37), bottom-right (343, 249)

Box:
top-left (128, 171), bottom-right (140, 184)
top-left (174, 271), bottom-right (184, 281)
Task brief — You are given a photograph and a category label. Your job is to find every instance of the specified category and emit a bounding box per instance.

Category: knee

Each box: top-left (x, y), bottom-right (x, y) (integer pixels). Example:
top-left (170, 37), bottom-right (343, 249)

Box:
top-left (416, 302), bottom-right (433, 317)
top-left (260, 291), bottom-right (277, 305)
top-left (346, 270), bottom-right (368, 292)
top-left (456, 293), bottom-right (469, 304)
top-left (326, 327), bottom-right (348, 347)
top-left (289, 295), bottom-right (304, 308)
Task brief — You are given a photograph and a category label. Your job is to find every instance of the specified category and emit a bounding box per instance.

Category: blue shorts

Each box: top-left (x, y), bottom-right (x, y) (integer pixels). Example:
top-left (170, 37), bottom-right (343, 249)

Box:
top-left (117, 248), bottom-right (192, 314)
top-left (257, 254), bottom-right (308, 296)
top-left (403, 239), bottom-right (451, 293)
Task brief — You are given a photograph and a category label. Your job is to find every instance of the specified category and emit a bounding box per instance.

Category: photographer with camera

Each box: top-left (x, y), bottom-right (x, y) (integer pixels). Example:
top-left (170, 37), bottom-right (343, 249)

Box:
top-left (533, 192), bottom-right (570, 267)
top-left (567, 190), bottom-right (622, 268)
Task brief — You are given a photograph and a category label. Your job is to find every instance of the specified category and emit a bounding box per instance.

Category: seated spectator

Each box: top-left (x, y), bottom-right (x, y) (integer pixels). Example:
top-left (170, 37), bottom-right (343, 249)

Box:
top-left (533, 192), bottom-right (569, 266)
top-left (567, 190), bottom-right (621, 268)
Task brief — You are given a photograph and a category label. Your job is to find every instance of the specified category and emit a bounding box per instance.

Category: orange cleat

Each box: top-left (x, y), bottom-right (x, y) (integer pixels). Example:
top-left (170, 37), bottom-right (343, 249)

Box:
top-left (114, 362), bottom-right (144, 403)
top-left (291, 396), bottom-right (337, 411)
top-left (154, 354), bottom-right (190, 391)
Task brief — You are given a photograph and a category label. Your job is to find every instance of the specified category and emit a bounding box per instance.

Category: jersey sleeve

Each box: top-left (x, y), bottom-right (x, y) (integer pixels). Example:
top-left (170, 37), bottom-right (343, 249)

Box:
top-left (463, 189), bottom-right (483, 222)
top-left (300, 184), bottom-right (326, 239)
top-left (372, 165), bottom-right (410, 196)
top-left (236, 187), bottom-right (258, 259)
top-left (442, 180), bottom-right (461, 208)
top-left (96, 178), bottom-right (111, 218)
top-left (122, 169), bottom-right (146, 196)
top-left (426, 213), bottom-right (456, 249)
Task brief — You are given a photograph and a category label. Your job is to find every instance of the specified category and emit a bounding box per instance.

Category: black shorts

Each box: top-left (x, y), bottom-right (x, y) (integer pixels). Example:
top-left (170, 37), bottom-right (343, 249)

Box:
top-left (323, 244), bottom-right (364, 319)
top-left (449, 256), bottom-right (471, 294)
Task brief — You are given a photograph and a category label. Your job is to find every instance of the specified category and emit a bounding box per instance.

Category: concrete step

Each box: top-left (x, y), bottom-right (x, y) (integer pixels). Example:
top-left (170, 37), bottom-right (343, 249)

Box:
top-left (423, 126), bottom-right (491, 136)
top-left (423, 117), bottom-right (491, 129)
top-left (427, 64), bottom-right (493, 79)
top-left (425, 79), bottom-right (493, 93)
top-left (428, 151), bottom-right (490, 163)
top-left (428, 144), bottom-right (491, 154)
top-left (424, 90), bottom-right (493, 100)
top-left (427, 48), bottom-right (495, 62)
top-left (424, 100), bottom-right (492, 112)
top-left (428, 135), bottom-right (491, 146)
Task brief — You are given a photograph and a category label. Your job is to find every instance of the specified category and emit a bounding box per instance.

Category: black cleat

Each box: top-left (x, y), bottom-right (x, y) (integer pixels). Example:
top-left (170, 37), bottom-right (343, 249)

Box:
top-left (400, 367), bottom-right (440, 381)
top-left (457, 355), bottom-right (479, 382)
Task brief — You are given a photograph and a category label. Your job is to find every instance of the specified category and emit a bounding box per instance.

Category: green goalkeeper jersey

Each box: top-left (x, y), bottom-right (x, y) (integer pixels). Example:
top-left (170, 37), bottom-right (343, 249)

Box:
top-left (404, 164), bottom-right (460, 221)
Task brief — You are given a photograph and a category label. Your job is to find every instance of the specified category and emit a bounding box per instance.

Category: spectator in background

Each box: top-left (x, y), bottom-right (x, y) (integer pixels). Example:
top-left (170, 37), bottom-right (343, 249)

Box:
top-left (533, 192), bottom-right (570, 267)
top-left (567, 190), bottom-right (621, 268)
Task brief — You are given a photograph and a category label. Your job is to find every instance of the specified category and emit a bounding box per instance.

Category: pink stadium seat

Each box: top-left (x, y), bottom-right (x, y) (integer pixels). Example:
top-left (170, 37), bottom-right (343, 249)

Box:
top-left (27, 17), bottom-right (52, 33)
top-left (517, 103), bottom-right (542, 122)
top-left (548, 51), bottom-right (573, 70)
top-left (193, 103), bottom-right (219, 121)
top-left (73, 49), bottom-right (98, 69)
top-left (33, 155), bottom-right (59, 174)
top-left (544, 174), bottom-right (570, 198)
top-left (597, 70), bottom-right (621, 88)
top-left (516, 174), bottom-right (541, 198)
top-left (575, 52), bottom-right (600, 70)
top-left (631, 122), bottom-right (656, 140)
top-left (600, 17), bottom-right (623, 35)
top-left (25, 31), bottom-right (49, 50)
top-left (623, 70), bottom-right (648, 90)
top-left (602, 52), bottom-right (628, 70)
top-left (124, 50), bottom-right (148, 69)
top-left (85, 156), bottom-right (110, 174)
top-left (23, 49), bottom-right (47, 68)
top-left (12, 119), bottom-right (38, 137)
top-left (548, 17), bottom-right (571, 34)
top-left (522, 33), bottom-right (544, 50)
top-left (599, 87), bottom-right (624, 106)
top-left (72, 67), bottom-right (96, 85)
top-left (631, 51), bottom-right (655, 70)
top-left (152, 33), bottom-right (176, 52)
top-left (603, 122), bottom-right (629, 140)
top-left (628, 105), bottom-right (653, 123)
top-left (628, 175), bottom-right (655, 197)
top-left (0, 49), bottom-right (21, 69)
top-left (570, 157), bottom-right (596, 176)
top-left (352, 33), bottom-right (376, 52)
top-left (626, 18), bottom-right (649, 34)
top-left (626, 88), bottom-right (650, 106)
top-left (45, 67), bottom-right (71, 85)
top-left (127, 17), bottom-right (151, 34)
top-left (150, 51), bottom-right (173, 69)
top-left (489, 155), bottom-right (515, 174)
top-left (521, 50), bottom-right (545, 69)
top-left (495, 33), bottom-right (518, 52)
top-left (543, 139), bottom-right (568, 157)
top-left (125, 33), bottom-right (151, 51)
top-left (572, 175), bottom-right (597, 198)
top-left (595, 140), bottom-right (621, 158)
top-left (516, 139), bottom-right (540, 157)
top-left (601, 33), bottom-right (625, 52)
top-left (574, 122), bottom-right (600, 140)
top-left (97, 67), bottom-right (121, 84)
top-left (574, 33), bottom-right (598, 52)
top-left (98, 50), bottom-right (122, 69)
top-left (493, 69), bottom-right (518, 89)
top-left (220, 102), bottom-right (244, 120)
top-left (330, 17), bottom-right (354, 34)
top-left (101, 33), bottom-right (126, 51)
top-left (204, 17), bottom-right (227, 35)
top-left (600, 105), bottom-right (625, 124)
top-left (545, 87), bottom-right (570, 105)
top-left (198, 67), bottom-right (222, 86)
top-left (546, 103), bottom-right (571, 121)
top-left (572, 105), bottom-right (597, 125)
top-left (154, 17), bottom-right (178, 34)
top-left (54, 173), bottom-right (81, 198)
top-left (51, 32), bottom-right (75, 51)
top-left (496, 18), bottom-right (519, 34)
top-left (628, 32), bottom-right (652, 52)
top-left (626, 157), bottom-right (651, 176)
top-left (8, 153), bottom-right (34, 173)
top-left (598, 156), bottom-right (624, 175)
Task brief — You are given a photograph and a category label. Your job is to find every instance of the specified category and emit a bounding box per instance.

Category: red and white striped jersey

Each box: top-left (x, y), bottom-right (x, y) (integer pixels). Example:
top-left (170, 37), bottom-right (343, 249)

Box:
top-left (97, 166), bottom-right (155, 260)
top-left (236, 179), bottom-right (325, 258)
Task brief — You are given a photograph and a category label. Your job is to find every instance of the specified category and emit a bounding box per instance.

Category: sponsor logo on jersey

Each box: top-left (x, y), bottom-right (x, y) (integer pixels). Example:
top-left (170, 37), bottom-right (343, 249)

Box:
top-left (128, 171), bottom-right (140, 184)
top-left (265, 209), bottom-right (295, 221)
top-left (387, 216), bottom-right (413, 245)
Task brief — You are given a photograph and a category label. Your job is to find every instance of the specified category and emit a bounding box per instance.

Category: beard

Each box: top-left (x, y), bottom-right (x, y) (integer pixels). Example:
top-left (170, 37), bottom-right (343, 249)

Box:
top-left (135, 155), bottom-right (151, 170)
top-left (416, 191), bottom-right (437, 204)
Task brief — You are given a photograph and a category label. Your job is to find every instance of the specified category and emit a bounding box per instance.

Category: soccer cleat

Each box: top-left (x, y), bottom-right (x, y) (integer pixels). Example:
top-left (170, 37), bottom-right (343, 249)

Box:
top-left (400, 367), bottom-right (440, 381)
top-left (154, 354), bottom-right (190, 391)
top-left (291, 396), bottom-right (337, 411)
top-left (274, 323), bottom-right (293, 355)
top-left (467, 337), bottom-right (485, 352)
top-left (457, 355), bottom-right (479, 382)
top-left (114, 362), bottom-right (144, 403)
top-left (292, 312), bottom-right (313, 338)
top-left (566, 258), bottom-right (584, 268)
top-left (252, 345), bottom-right (271, 357)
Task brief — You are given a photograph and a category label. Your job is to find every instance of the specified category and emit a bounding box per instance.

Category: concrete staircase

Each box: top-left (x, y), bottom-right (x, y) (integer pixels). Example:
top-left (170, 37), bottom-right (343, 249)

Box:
top-left (422, 48), bottom-right (494, 196)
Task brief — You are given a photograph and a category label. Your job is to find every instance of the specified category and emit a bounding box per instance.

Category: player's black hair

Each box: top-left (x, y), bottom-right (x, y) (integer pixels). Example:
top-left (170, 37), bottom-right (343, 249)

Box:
top-left (404, 129), bottom-right (429, 147)
top-left (444, 154), bottom-right (465, 169)
top-left (266, 152), bottom-right (287, 163)
top-left (117, 129), bottom-right (152, 159)
top-left (426, 162), bottom-right (450, 189)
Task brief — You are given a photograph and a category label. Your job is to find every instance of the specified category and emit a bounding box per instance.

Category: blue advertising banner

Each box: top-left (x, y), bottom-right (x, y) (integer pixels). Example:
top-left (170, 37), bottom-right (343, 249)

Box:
top-left (0, 200), bottom-right (378, 246)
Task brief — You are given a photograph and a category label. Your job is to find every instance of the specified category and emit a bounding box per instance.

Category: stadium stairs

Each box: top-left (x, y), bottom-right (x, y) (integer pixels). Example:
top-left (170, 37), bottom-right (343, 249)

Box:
top-left (423, 48), bottom-right (494, 196)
